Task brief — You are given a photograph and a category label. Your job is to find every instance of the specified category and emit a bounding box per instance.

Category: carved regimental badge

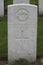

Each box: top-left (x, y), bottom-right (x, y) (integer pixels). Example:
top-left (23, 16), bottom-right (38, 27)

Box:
top-left (16, 8), bottom-right (29, 21)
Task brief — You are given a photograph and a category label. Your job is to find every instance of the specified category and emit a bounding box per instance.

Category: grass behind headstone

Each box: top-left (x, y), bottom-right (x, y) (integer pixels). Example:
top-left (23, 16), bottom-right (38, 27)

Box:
top-left (0, 16), bottom-right (7, 57)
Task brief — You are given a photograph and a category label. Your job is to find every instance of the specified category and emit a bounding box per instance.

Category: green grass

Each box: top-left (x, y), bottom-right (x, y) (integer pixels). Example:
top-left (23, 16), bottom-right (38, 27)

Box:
top-left (0, 16), bottom-right (7, 57)
top-left (37, 18), bottom-right (43, 55)
top-left (7, 0), bottom-right (13, 5)
top-left (30, 0), bottom-right (38, 5)
top-left (7, 0), bottom-right (38, 5)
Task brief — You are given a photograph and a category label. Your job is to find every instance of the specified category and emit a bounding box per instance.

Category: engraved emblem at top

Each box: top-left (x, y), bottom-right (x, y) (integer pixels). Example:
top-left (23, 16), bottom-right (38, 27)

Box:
top-left (16, 8), bottom-right (29, 21)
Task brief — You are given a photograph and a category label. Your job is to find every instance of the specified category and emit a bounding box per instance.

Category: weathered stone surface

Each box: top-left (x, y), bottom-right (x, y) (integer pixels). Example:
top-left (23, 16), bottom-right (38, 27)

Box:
top-left (8, 4), bottom-right (37, 63)
top-left (13, 0), bottom-right (29, 4)
top-left (39, 0), bottom-right (43, 14)
top-left (0, 0), bottom-right (4, 16)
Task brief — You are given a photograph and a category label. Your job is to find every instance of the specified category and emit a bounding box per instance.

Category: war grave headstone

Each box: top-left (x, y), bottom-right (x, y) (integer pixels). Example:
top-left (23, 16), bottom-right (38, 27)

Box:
top-left (0, 0), bottom-right (4, 16)
top-left (13, 0), bottom-right (29, 4)
top-left (8, 4), bottom-right (37, 63)
top-left (39, 0), bottom-right (43, 14)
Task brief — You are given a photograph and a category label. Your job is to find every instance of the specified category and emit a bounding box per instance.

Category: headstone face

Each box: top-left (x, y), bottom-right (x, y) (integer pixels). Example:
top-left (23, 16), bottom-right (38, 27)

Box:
top-left (39, 0), bottom-right (43, 14)
top-left (13, 0), bottom-right (29, 4)
top-left (8, 4), bottom-right (37, 63)
top-left (0, 0), bottom-right (4, 16)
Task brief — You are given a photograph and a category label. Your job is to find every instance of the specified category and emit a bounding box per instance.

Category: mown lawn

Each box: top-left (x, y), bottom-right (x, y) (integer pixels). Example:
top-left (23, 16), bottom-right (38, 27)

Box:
top-left (30, 0), bottom-right (38, 5)
top-left (37, 18), bottom-right (43, 55)
top-left (0, 0), bottom-right (43, 57)
top-left (0, 16), bottom-right (7, 57)
top-left (7, 0), bottom-right (38, 5)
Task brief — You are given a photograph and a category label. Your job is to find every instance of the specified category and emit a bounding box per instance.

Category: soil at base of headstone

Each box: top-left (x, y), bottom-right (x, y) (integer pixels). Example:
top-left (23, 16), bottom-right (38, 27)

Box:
top-left (0, 57), bottom-right (43, 65)
top-left (0, 56), bottom-right (8, 65)
top-left (0, 60), bottom-right (42, 65)
top-left (0, 61), bottom-right (8, 65)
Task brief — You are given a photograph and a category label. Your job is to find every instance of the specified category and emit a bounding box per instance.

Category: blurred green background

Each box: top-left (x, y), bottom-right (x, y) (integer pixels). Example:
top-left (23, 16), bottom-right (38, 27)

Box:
top-left (0, 0), bottom-right (43, 58)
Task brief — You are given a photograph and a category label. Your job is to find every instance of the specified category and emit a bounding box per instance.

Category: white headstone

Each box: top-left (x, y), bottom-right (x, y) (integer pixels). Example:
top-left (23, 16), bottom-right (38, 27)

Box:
top-left (39, 0), bottom-right (43, 14)
top-left (0, 0), bottom-right (4, 16)
top-left (8, 4), bottom-right (37, 63)
top-left (13, 0), bottom-right (29, 4)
